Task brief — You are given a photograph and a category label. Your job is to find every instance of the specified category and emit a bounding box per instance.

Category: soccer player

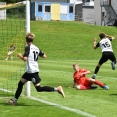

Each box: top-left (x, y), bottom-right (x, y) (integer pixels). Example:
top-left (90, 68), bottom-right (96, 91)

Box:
top-left (7, 33), bottom-right (65, 106)
top-left (5, 42), bottom-right (16, 60)
top-left (72, 63), bottom-right (109, 90)
top-left (92, 33), bottom-right (116, 79)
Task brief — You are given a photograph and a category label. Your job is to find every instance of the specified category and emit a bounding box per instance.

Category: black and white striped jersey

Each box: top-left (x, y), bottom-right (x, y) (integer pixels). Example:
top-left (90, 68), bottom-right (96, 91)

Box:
top-left (96, 38), bottom-right (113, 52)
top-left (23, 44), bottom-right (44, 73)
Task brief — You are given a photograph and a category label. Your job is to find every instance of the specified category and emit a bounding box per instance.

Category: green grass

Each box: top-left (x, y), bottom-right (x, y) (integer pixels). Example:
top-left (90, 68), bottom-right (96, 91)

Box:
top-left (0, 21), bottom-right (117, 117)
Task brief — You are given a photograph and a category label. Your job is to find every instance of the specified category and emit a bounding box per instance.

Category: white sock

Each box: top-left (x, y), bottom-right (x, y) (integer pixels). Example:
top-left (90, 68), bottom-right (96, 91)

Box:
top-left (54, 87), bottom-right (58, 91)
top-left (13, 98), bottom-right (17, 102)
top-left (94, 74), bottom-right (96, 76)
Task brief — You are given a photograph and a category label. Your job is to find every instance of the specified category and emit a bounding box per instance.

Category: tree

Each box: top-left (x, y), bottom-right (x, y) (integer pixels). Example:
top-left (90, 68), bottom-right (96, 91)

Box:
top-left (1, 0), bottom-right (24, 4)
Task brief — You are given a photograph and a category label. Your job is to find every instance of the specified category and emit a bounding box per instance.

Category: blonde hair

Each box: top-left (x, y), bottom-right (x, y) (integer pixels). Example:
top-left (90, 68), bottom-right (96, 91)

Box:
top-left (26, 32), bottom-right (35, 39)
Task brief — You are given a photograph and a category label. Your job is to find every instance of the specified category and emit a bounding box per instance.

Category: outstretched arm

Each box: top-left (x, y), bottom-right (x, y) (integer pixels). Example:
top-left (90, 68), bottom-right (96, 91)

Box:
top-left (93, 38), bottom-right (97, 49)
top-left (105, 34), bottom-right (115, 40)
top-left (82, 70), bottom-right (91, 75)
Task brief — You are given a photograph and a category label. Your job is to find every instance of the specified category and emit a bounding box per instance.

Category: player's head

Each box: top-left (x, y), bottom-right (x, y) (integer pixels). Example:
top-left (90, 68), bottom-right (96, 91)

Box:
top-left (26, 33), bottom-right (35, 43)
top-left (99, 33), bottom-right (106, 39)
top-left (73, 63), bottom-right (79, 71)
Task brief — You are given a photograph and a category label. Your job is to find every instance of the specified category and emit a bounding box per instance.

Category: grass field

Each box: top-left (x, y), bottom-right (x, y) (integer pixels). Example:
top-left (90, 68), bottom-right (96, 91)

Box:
top-left (0, 21), bottom-right (117, 117)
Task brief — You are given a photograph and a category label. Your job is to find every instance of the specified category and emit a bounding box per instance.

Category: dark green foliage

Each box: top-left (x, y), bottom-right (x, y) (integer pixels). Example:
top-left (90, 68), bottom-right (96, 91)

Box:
top-left (1, 0), bottom-right (24, 3)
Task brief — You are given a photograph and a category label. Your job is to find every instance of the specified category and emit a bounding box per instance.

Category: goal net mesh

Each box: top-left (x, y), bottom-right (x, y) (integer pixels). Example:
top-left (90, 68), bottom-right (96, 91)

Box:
top-left (0, 2), bottom-right (26, 98)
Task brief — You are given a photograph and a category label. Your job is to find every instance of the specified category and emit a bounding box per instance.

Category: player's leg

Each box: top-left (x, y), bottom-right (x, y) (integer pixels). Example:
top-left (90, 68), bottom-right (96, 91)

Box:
top-left (110, 53), bottom-right (116, 70)
top-left (7, 72), bottom-right (28, 105)
top-left (35, 84), bottom-right (65, 98)
top-left (32, 73), bottom-right (65, 98)
top-left (5, 52), bottom-right (11, 60)
top-left (92, 62), bottom-right (102, 79)
top-left (76, 85), bottom-right (90, 90)
top-left (7, 78), bottom-right (27, 105)
top-left (89, 78), bottom-right (109, 90)
top-left (92, 54), bottom-right (107, 79)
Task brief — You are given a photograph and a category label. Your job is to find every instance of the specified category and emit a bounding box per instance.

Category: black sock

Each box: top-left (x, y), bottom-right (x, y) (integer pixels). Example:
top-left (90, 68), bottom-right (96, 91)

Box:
top-left (36, 86), bottom-right (54, 92)
top-left (94, 66), bottom-right (100, 74)
top-left (15, 81), bottom-right (24, 99)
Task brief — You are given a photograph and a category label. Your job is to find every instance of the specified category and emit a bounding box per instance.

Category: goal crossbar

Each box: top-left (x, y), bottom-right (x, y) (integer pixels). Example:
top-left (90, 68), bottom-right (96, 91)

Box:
top-left (0, 1), bottom-right (26, 10)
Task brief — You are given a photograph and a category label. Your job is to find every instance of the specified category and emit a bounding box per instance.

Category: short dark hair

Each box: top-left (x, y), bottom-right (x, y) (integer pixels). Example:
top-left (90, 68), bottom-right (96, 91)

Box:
top-left (99, 33), bottom-right (106, 39)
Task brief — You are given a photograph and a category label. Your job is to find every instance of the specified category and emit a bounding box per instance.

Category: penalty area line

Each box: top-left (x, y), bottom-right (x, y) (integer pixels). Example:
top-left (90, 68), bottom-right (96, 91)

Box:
top-left (30, 96), bottom-right (96, 117)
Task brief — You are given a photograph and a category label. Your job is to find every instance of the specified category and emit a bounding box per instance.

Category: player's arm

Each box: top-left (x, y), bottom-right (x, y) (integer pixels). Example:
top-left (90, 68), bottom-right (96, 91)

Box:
top-left (18, 53), bottom-right (27, 61)
top-left (82, 70), bottom-right (91, 75)
top-left (72, 81), bottom-right (76, 88)
top-left (81, 70), bottom-right (91, 76)
top-left (18, 46), bottom-right (29, 61)
top-left (68, 81), bottom-right (76, 88)
top-left (93, 38), bottom-right (99, 49)
top-left (39, 50), bottom-right (47, 58)
top-left (105, 34), bottom-right (115, 40)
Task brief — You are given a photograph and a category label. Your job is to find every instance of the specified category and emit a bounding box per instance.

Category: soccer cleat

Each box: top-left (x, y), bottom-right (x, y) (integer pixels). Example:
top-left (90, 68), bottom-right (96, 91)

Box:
top-left (5, 58), bottom-right (8, 60)
top-left (102, 85), bottom-right (109, 90)
top-left (111, 62), bottom-right (115, 70)
top-left (57, 86), bottom-right (65, 98)
top-left (6, 99), bottom-right (17, 106)
top-left (92, 74), bottom-right (96, 79)
top-left (90, 85), bottom-right (98, 89)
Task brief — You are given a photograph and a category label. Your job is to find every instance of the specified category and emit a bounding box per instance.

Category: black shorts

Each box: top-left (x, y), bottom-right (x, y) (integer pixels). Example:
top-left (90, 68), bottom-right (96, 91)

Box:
top-left (99, 52), bottom-right (116, 65)
top-left (22, 72), bottom-right (41, 85)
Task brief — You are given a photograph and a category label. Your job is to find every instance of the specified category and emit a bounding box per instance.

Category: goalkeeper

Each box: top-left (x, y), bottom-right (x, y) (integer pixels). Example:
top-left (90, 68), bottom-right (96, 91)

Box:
top-left (5, 42), bottom-right (16, 60)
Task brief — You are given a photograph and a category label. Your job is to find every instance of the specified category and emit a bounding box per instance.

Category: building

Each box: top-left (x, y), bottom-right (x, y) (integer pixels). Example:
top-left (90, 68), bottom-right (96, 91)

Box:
top-left (82, 0), bottom-right (94, 24)
top-left (81, 0), bottom-right (117, 26)
top-left (30, 1), bottom-right (74, 21)
top-left (30, 0), bottom-right (117, 26)
top-left (94, 0), bottom-right (117, 26)
top-left (70, 0), bottom-right (83, 21)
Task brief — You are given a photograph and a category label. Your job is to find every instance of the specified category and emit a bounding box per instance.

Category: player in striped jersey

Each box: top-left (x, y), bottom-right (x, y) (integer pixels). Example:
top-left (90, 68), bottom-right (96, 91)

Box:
top-left (7, 33), bottom-right (65, 105)
top-left (92, 33), bottom-right (116, 79)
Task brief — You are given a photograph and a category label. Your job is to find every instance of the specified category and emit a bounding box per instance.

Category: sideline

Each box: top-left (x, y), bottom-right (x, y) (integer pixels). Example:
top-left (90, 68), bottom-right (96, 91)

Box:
top-left (0, 88), bottom-right (96, 117)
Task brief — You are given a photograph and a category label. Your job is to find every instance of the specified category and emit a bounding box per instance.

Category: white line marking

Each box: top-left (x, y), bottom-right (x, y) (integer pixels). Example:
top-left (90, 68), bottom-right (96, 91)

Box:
top-left (0, 88), bottom-right (12, 93)
top-left (0, 88), bottom-right (96, 117)
top-left (30, 96), bottom-right (96, 117)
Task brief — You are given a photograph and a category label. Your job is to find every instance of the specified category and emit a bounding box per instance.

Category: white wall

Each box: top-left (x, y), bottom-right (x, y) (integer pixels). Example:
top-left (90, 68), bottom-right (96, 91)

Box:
top-left (94, 0), bottom-right (102, 25)
top-left (70, 0), bottom-right (82, 4)
top-left (111, 0), bottom-right (117, 14)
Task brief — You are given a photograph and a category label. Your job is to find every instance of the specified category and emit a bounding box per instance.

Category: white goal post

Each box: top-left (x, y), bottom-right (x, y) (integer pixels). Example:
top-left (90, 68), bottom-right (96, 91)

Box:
top-left (25, 0), bottom-right (31, 97)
